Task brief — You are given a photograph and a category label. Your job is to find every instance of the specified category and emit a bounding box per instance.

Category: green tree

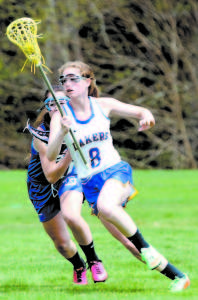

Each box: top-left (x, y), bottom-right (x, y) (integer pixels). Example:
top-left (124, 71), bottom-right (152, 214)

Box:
top-left (0, 0), bottom-right (198, 169)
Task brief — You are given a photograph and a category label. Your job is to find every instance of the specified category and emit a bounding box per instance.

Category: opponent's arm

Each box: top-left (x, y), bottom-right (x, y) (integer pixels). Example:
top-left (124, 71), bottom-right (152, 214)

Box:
top-left (97, 97), bottom-right (155, 131)
top-left (34, 136), bottom-right (72, 184)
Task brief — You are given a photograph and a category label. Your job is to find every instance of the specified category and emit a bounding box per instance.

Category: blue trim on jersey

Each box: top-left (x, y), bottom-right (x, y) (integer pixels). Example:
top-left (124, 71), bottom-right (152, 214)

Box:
top-left (67, 97), bottom-right (95, 124)
top-left (31, 140), bottom-right (37, 155)
top-left (95, 100), bottom-right (110, 121)
top-left (81, 161), bottom-right (137, 215)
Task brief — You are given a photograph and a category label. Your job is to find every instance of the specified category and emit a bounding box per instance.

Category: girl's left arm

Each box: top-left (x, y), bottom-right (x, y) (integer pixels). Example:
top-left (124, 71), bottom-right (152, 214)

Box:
top-left (98, 97), bottom-right (155, 131)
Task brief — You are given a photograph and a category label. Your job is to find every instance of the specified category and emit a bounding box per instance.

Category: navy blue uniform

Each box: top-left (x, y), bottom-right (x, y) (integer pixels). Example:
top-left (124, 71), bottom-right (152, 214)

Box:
top-left (27, 123), bottom-right (82, 222)
top-left (27, 123), bottom-right (64, 222)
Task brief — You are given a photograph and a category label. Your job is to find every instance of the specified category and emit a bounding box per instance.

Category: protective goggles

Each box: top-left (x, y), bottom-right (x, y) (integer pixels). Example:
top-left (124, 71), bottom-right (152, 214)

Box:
top-left (59, 73), bottom-right (86, 85)
top-left (44, 96), bottom-right (68, 111)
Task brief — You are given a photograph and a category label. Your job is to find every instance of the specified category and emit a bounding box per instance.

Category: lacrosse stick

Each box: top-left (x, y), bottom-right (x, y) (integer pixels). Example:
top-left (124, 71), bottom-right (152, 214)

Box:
top-left (6, 17), bottom-right (88, 168)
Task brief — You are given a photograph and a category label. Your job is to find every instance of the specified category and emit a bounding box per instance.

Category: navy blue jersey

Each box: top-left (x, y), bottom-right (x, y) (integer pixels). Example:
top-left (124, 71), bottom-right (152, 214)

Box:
top-left (27, 123), bottom-right (49, 184)
top-left (27, 122), bottom-right (67, 184)
top-left (27, 140), bottom-right (49, 185)
top-left (26, 122), bottom-right (67, 222)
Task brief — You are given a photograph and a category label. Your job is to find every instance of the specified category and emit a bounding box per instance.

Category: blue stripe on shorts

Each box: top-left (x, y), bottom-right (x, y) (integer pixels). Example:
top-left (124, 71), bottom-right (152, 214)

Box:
top-left (58, 171), bottom-right (82, 197)
top-left (81, 161), bottom-right (137, 215)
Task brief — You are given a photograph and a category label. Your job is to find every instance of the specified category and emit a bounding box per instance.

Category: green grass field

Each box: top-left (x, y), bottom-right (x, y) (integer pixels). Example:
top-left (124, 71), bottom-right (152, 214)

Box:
top-left (0, 170), bottom-right (197, 300)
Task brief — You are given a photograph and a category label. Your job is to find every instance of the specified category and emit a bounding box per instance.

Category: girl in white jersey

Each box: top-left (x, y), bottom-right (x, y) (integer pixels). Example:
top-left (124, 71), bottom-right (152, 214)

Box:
top-left (47, 61), bottom-right (190, 292)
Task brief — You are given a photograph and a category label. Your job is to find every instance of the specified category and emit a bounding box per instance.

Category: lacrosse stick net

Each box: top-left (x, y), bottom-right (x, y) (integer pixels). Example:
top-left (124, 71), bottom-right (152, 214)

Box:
top-left (6, 17), bottom-right (88, 168)
top-left (6, 18), bottom-right (46, 72)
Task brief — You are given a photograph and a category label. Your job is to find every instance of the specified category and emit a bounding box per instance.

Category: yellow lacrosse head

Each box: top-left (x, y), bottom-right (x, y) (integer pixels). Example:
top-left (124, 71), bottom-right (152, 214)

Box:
top-left (6, 18), bottom-right (43, 69)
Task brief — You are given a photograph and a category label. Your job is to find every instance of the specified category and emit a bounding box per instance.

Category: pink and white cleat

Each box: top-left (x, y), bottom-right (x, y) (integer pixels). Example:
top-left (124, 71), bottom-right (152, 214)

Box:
top-left (89, 260), bottom-right (108, 283)
top-left (73, 266), bottom-right (88, 285)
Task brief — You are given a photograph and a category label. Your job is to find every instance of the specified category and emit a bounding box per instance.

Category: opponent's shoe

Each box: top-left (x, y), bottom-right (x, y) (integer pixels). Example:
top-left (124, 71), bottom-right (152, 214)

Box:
top-left (169, 274), bottom-right (190, 292)
top-left (141, 246), bottom-right (161, 270)
top-left (89, 260), bottom-right (108, 283)
top-left (73, 266), bottom-right (88, 285)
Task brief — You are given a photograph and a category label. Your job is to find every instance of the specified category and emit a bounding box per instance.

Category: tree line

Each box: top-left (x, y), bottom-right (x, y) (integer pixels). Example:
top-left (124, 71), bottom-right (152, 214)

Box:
top-left (0, 0), bottom-right (198, 169)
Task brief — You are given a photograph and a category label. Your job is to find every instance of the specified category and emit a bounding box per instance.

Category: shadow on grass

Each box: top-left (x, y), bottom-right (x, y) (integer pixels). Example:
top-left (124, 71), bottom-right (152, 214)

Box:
top-left (0, 281), bottom-right (145, 294)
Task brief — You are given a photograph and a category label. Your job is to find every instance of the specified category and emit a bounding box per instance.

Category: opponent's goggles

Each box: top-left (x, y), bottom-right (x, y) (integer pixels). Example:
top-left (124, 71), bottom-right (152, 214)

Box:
top-left (59, 73), bottom-right (86, 85)
top-left (44, 96), bottom-right (68, 111)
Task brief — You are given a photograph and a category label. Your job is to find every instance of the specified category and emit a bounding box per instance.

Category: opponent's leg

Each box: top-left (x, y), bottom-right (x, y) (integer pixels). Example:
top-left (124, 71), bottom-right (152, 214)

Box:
top-left (60, 191), bottom-right (107, 283)
top-left (42, 211), bottom-right (87, 285)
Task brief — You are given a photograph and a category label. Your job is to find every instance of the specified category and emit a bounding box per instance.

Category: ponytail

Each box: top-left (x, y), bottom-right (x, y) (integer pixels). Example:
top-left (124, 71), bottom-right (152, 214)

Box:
top-left (88, 80), bottom-right (99, 97)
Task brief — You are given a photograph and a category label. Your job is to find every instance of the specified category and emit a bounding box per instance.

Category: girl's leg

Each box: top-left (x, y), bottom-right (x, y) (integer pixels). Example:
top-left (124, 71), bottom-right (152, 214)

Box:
top-left (97, 179), bottom-right (190, 291)
top-left (60, 191), bottom-right (92, 245)
top-left (60, 191), bottom-right (108, 282)
top-left (42, 211), bottom-right (77, 258)
top-left (42, 211), bottom-right (87, 285)
top-left (97, 179), bottom-right (138, 236)
top-left (100, 216), bottom-right (142, 261)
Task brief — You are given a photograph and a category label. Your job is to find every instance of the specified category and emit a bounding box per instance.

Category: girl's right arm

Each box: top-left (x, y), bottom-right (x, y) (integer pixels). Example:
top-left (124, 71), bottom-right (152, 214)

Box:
top-left (47, 112), bottom-right (66, 161)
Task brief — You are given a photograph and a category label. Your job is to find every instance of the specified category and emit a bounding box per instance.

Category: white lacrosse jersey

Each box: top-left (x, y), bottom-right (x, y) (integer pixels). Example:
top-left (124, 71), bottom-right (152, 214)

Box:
top-left (63, 97), bottom-right (121, 179)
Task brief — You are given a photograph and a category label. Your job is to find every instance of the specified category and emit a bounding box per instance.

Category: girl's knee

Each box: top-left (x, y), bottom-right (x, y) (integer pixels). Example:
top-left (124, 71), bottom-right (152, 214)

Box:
top-left (63, 213), bottom-right (80, 228)
top-left (98, 204), bottom-right (113, 220)
top-left (54, 239), bottom-right (74, 256)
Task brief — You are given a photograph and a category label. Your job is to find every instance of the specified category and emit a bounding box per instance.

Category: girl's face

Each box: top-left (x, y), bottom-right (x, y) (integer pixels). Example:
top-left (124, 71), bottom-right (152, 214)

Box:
top-left (59, 67), bottom-right (90, 98)
top-left (45, 91), bottom-right (67, 116)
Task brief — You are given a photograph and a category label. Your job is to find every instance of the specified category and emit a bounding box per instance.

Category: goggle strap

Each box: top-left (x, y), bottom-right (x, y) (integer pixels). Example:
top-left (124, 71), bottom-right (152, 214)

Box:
top-left (44, 96), bottom-right (68, 104)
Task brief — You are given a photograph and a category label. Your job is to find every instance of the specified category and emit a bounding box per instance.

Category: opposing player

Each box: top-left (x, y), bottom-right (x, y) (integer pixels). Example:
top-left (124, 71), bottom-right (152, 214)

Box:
top-left (27, 85), bottom-right (107, 285)
top-left (47, 61), bottom-right (190, 292)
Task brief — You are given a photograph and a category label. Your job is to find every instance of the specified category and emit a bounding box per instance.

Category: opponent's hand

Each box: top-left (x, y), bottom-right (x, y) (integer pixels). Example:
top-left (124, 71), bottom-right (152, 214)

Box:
top-left (60, 116), bottom-right (72, 135)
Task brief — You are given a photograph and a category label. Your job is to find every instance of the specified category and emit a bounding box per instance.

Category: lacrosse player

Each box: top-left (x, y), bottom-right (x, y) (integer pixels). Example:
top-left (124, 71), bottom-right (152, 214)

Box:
top-left (27, 85), bottom-right (107, 284)
top-left (47, 61), bottom-right (190, 292)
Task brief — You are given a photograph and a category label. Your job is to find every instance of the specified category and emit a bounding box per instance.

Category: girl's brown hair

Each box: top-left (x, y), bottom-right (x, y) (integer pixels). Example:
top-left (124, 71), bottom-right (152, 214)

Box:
top-left (58, 61), bottom-right (99, 97)
top-left (25, 85), bottom-right (65, 165)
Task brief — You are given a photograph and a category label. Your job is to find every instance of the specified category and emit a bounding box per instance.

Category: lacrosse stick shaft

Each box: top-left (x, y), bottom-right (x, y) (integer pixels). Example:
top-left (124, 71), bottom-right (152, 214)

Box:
top-left (38, 65), bottom-right (64, 116)
top-left (38, 65), bottom-right (89, 168)
top-left (6, 17), bottom-right (88, 168)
